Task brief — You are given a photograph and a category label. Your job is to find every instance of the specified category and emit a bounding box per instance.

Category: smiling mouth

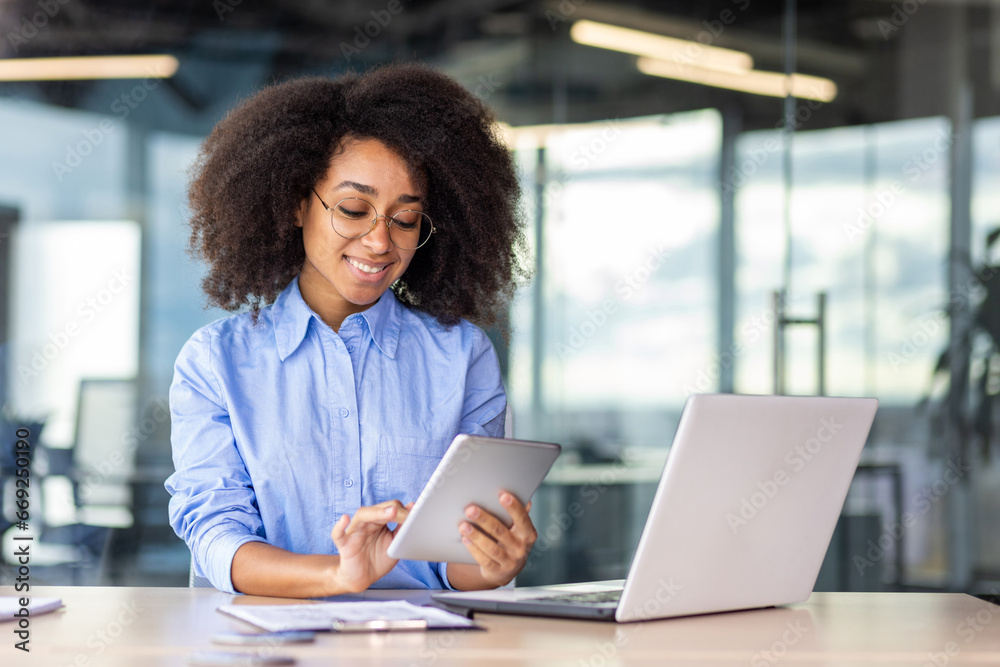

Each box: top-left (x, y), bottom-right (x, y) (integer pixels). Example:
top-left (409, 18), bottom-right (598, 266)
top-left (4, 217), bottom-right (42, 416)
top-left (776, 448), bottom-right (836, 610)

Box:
top-left (347, 257), bottom-right (390, 275)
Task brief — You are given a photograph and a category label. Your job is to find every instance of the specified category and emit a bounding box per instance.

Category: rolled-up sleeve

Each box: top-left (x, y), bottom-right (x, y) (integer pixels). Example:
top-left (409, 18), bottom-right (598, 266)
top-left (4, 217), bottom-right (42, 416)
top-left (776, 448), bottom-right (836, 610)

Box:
top-left (164, 328), bottom-right (267, 593)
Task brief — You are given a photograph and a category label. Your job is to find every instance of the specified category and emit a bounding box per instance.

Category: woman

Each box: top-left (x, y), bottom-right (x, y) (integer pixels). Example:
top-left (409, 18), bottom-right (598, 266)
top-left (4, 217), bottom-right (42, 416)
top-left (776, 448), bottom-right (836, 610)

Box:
top-left (165, 63), bottom-right (532, 598)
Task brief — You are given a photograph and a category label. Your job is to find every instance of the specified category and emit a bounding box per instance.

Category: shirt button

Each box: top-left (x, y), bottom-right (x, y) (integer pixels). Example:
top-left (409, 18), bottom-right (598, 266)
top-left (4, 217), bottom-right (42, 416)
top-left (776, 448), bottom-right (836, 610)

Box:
top-left (339, 408), bottom-right (349, 418)
top-left (344, 478), bottom-right (354, 487)
top-left (347, 345), bottom-right (354, 352)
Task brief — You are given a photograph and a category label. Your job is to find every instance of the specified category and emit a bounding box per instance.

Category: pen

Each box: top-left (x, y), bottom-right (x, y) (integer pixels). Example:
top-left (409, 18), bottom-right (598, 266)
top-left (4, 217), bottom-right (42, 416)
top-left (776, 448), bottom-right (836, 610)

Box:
top-left (331, 619), bottom-right (428, 633)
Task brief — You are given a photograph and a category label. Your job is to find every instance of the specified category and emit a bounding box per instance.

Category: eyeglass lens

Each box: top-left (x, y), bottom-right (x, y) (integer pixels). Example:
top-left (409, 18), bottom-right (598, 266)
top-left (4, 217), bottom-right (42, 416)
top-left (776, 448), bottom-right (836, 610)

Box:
top-left (332, 198), bottom-right (432, 250)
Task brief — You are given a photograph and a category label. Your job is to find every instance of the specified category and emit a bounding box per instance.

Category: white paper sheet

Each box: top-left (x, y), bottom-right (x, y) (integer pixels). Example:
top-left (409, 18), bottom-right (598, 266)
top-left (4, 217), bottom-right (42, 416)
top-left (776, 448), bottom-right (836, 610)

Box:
top-left (0, 597), bottom-right (64, 621)
top-left (218, 600), bottom-right (475, 632)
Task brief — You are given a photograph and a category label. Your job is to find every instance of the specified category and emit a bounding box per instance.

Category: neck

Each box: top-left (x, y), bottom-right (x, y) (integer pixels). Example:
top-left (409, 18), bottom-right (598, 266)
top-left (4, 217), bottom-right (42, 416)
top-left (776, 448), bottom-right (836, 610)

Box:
top-left (297, 263), bottom-right (374, 332)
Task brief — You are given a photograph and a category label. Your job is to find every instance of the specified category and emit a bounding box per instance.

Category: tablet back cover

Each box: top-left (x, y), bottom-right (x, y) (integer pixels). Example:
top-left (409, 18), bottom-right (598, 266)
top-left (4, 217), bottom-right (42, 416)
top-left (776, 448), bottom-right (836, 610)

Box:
top-left (387, 435), bottom-right (561, 564)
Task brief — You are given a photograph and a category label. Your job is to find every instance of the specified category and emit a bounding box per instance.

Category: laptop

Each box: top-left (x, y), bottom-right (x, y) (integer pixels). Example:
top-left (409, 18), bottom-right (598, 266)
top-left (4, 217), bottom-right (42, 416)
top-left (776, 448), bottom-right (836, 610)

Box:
top-left (432, 393), bottom-right (878, 622)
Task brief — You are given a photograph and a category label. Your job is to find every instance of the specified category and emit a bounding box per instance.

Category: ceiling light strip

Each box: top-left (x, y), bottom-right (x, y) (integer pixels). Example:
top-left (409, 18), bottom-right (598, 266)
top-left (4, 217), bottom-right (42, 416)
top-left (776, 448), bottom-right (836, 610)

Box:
top-left (571, 19), bottom-right (753, 74)
top-left (0, 55), bottom-right (179, 82)
top-left (636, 57), bottom-right (837, 103)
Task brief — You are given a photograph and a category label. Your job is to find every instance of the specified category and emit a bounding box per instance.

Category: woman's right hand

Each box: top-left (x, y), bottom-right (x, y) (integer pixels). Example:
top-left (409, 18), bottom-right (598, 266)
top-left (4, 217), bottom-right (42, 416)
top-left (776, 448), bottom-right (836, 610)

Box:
top-left (329, 499), bottom-right (411, 592)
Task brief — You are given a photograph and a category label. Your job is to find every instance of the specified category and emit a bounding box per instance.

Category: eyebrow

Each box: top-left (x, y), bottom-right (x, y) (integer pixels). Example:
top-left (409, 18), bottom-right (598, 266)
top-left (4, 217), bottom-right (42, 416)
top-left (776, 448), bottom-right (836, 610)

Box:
top-left (332, 180), bottom-right (422, 204)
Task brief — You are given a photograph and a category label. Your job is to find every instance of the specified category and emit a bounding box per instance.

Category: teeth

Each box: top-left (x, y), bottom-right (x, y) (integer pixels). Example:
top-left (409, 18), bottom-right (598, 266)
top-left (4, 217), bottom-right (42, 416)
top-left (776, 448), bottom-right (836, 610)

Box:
top-left (348, 258), bottom-right (385, 274)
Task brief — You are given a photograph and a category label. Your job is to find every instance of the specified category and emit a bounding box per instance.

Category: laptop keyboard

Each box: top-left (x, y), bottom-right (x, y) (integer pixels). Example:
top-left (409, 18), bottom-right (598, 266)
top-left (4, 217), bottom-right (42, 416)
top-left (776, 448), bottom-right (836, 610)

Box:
top-left (524, 590), bottom-right (622, 605)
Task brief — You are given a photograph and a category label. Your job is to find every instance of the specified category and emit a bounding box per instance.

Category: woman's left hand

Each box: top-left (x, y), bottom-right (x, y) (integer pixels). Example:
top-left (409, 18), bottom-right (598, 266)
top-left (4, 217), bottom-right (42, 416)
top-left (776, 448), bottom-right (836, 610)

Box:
top-left (457, 491), bottom-right (536, 588)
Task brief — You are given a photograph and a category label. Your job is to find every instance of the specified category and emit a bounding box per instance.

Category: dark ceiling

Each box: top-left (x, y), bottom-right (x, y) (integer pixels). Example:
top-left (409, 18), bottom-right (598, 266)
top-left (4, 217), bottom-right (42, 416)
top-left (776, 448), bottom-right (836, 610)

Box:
top-left (0, 0), bottom-right (997, 135)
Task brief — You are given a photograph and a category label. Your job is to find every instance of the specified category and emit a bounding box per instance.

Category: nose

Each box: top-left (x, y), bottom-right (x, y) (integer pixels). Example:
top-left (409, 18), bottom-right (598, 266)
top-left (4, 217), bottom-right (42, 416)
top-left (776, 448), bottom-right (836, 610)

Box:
top-left (361, 215), bottom-right (393, 254)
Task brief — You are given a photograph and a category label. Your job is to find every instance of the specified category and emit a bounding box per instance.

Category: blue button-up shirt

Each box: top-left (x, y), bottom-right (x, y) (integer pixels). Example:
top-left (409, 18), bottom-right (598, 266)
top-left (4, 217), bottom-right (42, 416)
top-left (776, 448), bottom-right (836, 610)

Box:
top-left (165, 277), bottom-right (506, 593)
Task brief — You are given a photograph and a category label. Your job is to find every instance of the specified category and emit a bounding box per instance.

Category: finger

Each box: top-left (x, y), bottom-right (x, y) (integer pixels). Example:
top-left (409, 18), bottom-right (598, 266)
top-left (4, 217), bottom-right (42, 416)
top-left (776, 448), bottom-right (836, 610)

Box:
top-left (345, 502), bottom-right (405, 535)
top-left (393, 505), bottom-right (411, 524)
top-left (459, 522), bottom-right (508, 569)
top-left (375, 499), bottom-right (406, 514)
top-left (464, 504), bottom-right (509, 543)
top-left (460, 530), bottom-right (494, 569)
top-left (465, 508), bottom-right (532, 562)
top-left (350, 501), bottom-right (405, 524)
top-left (330, 513), bottom-right (350, 543)
top-left (497, 494), bottom-right (538, 554)
top-left (498, 492), bottom-right (536, 544)
top-left (499, 491), bottom-right (531, 526)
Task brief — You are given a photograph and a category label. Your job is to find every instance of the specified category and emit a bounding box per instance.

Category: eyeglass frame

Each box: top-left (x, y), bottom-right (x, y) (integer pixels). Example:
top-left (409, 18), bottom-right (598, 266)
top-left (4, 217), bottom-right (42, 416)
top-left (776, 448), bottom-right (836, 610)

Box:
top-left (310, 188), bottom-right (435, 250)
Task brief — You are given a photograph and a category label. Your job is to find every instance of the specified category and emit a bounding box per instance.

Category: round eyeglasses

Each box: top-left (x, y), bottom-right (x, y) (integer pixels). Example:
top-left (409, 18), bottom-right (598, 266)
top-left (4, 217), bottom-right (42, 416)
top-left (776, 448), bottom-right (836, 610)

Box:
top-left (311, 189), bottom-right (435, 251)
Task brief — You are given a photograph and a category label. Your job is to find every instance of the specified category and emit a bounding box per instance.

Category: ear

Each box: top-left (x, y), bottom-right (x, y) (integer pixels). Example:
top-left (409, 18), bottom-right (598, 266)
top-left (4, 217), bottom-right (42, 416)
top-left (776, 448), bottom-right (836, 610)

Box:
top-left (293, 196), bottom-right (308, 228)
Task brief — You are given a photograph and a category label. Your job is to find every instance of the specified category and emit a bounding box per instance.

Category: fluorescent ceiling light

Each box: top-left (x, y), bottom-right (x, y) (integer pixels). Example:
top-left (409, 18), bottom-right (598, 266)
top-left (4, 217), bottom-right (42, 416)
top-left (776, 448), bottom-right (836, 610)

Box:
top-left (571, 19), bottom-right (752, 74)
top-left (498, 116), bottom-right (666, 150)
top-left (0, 54), bottom-right (179, 82)
top-left (637, 57), bottom-right (837, 103)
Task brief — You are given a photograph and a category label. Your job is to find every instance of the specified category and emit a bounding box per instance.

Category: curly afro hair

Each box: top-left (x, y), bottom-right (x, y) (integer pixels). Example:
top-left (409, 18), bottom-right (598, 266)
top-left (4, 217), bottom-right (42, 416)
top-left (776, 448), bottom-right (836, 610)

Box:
top-left (187, 62), bottom-right (528, 328)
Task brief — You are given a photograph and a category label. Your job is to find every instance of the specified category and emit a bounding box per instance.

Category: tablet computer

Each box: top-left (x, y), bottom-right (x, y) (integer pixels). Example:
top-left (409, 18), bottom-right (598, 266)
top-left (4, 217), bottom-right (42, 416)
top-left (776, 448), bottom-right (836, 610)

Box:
top-left (387, 435), bottom-right (561, 564)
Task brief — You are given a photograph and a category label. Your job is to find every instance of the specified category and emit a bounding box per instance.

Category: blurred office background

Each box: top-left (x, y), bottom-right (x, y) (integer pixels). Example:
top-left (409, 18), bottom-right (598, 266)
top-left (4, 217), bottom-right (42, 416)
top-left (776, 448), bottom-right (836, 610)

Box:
top-left (0, 0), bottom-right (999, 596)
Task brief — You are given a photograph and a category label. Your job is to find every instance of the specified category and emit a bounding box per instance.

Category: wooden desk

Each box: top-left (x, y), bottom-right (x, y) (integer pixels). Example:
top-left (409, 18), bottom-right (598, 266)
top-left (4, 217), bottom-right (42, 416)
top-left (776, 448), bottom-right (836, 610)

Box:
top-left (3, 586), bottom-right (999, 665)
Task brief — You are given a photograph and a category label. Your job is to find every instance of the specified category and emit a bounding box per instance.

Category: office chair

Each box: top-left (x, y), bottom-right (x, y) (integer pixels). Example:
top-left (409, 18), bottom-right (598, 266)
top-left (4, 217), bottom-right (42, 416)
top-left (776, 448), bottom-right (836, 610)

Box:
top-left (70, 379), bottom-right (138, 528)
top-left (46, 379), bottom-right (139, 583)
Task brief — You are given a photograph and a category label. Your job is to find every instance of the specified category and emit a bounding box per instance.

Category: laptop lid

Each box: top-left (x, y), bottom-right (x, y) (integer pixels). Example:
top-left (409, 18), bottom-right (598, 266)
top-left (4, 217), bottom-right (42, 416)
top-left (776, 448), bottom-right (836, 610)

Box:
top-left (433, 394), bottom-right (878, 623)
top-left (615, 393), bottom-right (877, 621)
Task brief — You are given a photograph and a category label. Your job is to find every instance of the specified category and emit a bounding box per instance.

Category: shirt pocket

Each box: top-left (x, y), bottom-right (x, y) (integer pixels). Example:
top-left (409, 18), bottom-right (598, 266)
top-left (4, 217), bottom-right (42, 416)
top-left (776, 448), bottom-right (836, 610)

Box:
top-left (375, 434), bottom-right (452, 505)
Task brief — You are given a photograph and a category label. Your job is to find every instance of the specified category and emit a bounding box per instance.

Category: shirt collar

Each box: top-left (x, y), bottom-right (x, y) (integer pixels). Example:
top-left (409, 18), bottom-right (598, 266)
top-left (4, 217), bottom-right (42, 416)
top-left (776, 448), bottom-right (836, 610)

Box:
top-left (351, 287), bottom-right (401, 360)
top-left (271, 277), bottom-right (313, 362)
top-left (272, 277), bottom-right (402, 361)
